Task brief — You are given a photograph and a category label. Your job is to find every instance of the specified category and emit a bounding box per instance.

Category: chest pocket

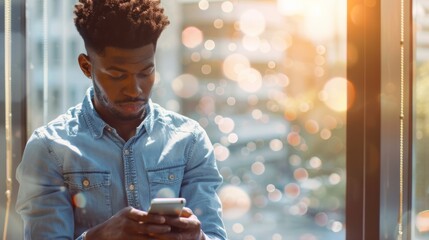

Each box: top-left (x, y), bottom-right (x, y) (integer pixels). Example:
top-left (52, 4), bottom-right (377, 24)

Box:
top-left (64, 171), bottom-right (112, 228)
top-left (147, 165), bottom-right (185, 198)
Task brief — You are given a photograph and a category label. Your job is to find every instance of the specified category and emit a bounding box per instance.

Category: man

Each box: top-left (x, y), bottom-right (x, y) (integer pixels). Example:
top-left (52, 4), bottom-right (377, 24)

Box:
top-left (16, 0), bottom-right (227, 239)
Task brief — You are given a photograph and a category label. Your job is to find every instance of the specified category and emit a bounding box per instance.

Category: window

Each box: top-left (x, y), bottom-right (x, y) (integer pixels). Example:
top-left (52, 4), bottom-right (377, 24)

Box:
top-left (414, 0), bottom-right (429, 239)
top-left (2, 0), bottom-right (415, 239)
top-left (23, 1), bottom-right (347, 239)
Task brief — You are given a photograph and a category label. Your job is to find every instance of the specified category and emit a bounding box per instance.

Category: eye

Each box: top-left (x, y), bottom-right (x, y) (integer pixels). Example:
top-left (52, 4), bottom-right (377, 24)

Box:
top-left (137, 67), bottom-right (155, 78)
top-left (109, 72), bottom-right (127, 80)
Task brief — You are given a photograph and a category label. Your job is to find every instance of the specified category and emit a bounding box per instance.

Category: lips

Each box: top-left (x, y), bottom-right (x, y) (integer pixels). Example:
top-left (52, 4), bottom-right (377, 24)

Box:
top-left (117, 101), bottom-right (145, 113)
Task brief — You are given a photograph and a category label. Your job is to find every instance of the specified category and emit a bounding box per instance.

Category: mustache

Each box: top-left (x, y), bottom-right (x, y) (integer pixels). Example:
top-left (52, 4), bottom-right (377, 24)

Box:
top-left (116, 98), bottom-right (146, 104)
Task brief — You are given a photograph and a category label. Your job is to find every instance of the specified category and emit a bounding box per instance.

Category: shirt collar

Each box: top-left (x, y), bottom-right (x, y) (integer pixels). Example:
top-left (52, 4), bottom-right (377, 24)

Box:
top-left (142, 99), bottom-right (155, 135)
top-left (82, 87), bottom-right (155, 139)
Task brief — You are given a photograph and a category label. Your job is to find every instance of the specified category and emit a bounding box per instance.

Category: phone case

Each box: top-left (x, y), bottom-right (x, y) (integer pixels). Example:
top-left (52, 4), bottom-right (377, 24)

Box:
top-left (148, 198), bottom-right (186, 216)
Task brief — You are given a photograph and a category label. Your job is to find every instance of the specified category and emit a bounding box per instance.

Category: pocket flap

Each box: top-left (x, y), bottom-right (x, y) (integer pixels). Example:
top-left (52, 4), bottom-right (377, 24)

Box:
top-left (64, 171), bottom-right (111, 190)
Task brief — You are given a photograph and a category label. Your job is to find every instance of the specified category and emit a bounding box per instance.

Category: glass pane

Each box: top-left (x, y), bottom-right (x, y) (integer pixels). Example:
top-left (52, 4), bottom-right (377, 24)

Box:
top-left (414, 1), bottom-right (429, 239)
top-left (26, 0), bottom-right (346, 239)
top-left (1, 0), bottom-right (26, 238)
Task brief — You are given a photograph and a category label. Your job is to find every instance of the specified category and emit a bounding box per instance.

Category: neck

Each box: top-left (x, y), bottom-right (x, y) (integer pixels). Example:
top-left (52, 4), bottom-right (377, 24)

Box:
top-left (102, 112), bottom-right (146, 142)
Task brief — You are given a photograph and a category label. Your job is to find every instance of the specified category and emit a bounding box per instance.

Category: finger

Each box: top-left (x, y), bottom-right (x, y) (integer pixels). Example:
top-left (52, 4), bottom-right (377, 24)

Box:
top-left (126, 207), bottom-right (146, 221)
top-left (150, 231), bottom-right (199, 240)
top-left (180, 207), bottom-right (193, 217)
top-left (126, 207), bottom-right (166, 224)
top-left (135, 222), bottom-right (171, 235)
top-left (164, 215), bottom-right (199, 230)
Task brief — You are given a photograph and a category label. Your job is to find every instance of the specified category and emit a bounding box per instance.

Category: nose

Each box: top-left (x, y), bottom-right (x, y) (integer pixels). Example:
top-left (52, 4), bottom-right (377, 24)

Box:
top-left (123, 75), bottom-right (143, 98)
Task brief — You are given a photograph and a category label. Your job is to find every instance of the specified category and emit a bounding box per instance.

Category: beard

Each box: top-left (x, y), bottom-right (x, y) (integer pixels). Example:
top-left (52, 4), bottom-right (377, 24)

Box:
top-left (92, 81), bottom-right (147, 121)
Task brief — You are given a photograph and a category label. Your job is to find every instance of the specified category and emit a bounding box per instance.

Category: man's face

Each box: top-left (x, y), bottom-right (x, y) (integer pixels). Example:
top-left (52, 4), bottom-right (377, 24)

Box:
top-left (80, 44), bottom-right (156, 123)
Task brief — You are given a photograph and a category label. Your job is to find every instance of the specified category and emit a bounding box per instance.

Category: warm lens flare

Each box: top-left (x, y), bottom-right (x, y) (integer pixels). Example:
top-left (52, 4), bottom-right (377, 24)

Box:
top-left (416, 210), bottom-right (429, 233)
top-left (321, 77), bottom-right (355, 112)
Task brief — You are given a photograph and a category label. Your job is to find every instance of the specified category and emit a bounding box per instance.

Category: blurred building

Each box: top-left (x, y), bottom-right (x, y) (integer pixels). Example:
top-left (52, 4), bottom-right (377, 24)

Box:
top-left (25, 0), bottom-right (346, 239)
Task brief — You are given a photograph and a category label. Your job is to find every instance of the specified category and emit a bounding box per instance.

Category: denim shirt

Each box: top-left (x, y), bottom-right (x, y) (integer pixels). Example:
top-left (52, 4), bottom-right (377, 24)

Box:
top-left (16, 87), bottom-right (227, 240)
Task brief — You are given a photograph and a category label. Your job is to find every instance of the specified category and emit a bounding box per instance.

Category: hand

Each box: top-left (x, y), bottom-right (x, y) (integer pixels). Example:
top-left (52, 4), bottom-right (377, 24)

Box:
top-left (148, 207), bottom-right (206, 240)
top-left (85, 206), bottom-right (172, 240)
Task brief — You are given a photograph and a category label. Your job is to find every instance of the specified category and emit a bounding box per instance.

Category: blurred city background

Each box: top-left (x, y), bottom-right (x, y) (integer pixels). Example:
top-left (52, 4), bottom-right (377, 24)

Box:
top-left (14, 0), bottom-right (347, 239)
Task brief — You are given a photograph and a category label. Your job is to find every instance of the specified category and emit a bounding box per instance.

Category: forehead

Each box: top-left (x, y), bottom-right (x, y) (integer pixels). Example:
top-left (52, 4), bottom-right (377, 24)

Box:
top-left (92, 44), bottom-right (155, 65)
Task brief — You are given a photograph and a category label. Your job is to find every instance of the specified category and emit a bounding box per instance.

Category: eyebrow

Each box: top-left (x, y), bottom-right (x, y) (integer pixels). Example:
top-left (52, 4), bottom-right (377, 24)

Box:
top-left (105, 64), bottom-right (154, 73)
top-left (105, 66), bottom-right (127, 72)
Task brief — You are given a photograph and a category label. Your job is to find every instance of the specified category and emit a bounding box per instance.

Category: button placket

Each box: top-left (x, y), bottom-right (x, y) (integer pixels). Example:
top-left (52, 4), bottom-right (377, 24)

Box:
top-left (122, 145), bottom-right (140, 208)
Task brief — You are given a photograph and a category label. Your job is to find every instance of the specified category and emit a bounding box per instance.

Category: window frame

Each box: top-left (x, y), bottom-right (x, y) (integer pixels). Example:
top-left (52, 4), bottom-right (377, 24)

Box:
top-left (346, 0), bottom-right (413, 239)
top-left (0, 0), bottom-right (27, 239)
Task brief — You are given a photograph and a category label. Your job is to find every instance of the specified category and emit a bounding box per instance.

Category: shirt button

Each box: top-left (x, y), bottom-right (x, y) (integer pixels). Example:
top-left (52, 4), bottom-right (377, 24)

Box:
top-left (82, 179), bottom-right (90, 187)
top-left (124, 149), bottom-right (130, 155)
top-left (129, 184), bottom-right (135, 191)
top-left (168, 174), bottom-right (175, 180)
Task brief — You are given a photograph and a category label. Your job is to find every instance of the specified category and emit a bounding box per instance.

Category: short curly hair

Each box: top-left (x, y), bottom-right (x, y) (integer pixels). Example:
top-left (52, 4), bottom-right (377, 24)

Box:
top-left (74, 0), bottom-right (170, 53)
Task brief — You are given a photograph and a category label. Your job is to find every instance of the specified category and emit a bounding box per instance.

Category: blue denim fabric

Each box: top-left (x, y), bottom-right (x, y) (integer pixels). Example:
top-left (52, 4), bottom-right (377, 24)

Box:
top-left (16, 87), bottom-right (227, 240)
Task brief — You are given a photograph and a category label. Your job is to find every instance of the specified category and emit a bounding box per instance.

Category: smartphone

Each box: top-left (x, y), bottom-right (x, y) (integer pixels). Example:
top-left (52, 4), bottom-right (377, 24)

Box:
top-left (148, 198), bottom-right (186, 216)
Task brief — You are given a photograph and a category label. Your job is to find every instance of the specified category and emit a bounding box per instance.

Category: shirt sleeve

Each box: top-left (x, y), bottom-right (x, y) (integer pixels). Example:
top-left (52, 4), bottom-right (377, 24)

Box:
top-left (16, 130), bottom-right (75, 239)
top-left (180, 124), bottom-right (228, 240)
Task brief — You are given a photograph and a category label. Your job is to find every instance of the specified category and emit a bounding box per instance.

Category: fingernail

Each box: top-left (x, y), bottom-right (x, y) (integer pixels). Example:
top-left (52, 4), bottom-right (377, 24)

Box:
top-left (160, 216), bottom-right (166, 223)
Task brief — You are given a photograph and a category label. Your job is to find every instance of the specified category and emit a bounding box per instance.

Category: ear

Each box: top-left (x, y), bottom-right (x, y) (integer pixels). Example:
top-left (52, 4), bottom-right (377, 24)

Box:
top-left (78, 53), bottom-right (92, 79)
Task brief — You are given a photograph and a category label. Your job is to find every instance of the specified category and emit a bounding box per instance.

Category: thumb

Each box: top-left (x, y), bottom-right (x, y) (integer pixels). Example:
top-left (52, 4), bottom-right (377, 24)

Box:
top-left (180, 207), bottom-right (193, 218)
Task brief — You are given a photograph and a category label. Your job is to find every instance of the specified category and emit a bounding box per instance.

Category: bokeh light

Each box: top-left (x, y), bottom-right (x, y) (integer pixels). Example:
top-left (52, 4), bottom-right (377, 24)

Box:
top-left (182, 26), bottom-right (203, 48)
top-left (214, 143), bottom-right (230, 161)
top-left (72, 193), bottom-right (86, 208)
top-left (171, 74), bottom-right (199, 98)
top-left (271, 31), bottom-right (293, 52)
top-left (309, 156), bottom-right (322, 169)
top-left (219, 185), bottom-right (252, 220)
top-left (198, 0), bottom-right (209, 10)
top-left (287, 132), bottom-right (301, 146)
top-left (284, 183), bottom-right (301, 198)
top-left (221, 1), bottom-right (234, 13)
top-left (223, 53), bottom-right (251, 81)
top-left (251, 161), bottom-right (265, 175)
top-left (330, 221), bottom-right (343, 232)
top-left (237, 68), bottom-right (263, 93)
top-left (213, 19), bottom-right (224, 29)
top-left (242, 35), bottom-right (260, 52)
top-left (305, 119), bottom-right (320, 134)
top-left (294, 168), bottom-right (309, 181)
top-left (277, 0), bottom-right (305, 15)
top-left (315, 212), bottom-right (329, 226)
top-left (269, 139), bottom-right (284, 151)
top-left (204, 39), bottom-right (216, 51)
top-left (268, 189), bottom-right (283, 202)
top-left (155, 188), bottom-right (175, 198)
top-left (329, 173), bottom-right (341, 185)
top-left (239, 9), bottom-right (266, 36)
top-left (218, 117), bottom-right (235, 134)
top-left (201, 64), bottom-right (212, 75)
top-left (232, 223), bottom-right (244, 233)
top-left (416, 210), bottom-right (429, 232)
top-left (289, 154), bottom-right (302, 166)
top-left (228, 133), bottom-right (238, 143)
top-left (320, 77), bottom-right (351, 112)
top-left (320, 128), bottom-right (332, 140)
